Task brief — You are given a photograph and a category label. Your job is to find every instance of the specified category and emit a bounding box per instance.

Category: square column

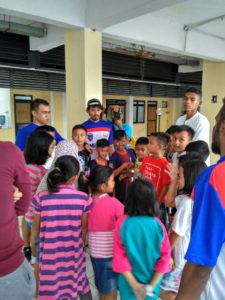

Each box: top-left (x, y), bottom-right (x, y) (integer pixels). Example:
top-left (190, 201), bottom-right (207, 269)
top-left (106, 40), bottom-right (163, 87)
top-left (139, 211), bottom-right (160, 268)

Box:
top-left (64, 29), bottom-right (102, 137)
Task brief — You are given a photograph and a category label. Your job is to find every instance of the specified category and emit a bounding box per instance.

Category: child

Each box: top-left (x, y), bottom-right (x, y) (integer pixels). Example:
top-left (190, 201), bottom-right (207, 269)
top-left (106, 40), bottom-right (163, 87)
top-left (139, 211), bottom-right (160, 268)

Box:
top-left (88, 166), bottom-right (124, 300)
top-left (164, 125), bottom-right (179, 162)
top-left (31, 155), bottom-right (93, 300)
top-left (171, 125), bottom-right (195, 165)
top-left (140, 132), bottom-right (170, 204)
top-left (110, 130), bottom-right (136, 203)
top-left (134, 137), bottom-right (149, 178)
top-left (22, 130), bottom-right (55, 261)
top-left (72, 124), bottom-right (91, 192)
top-left (113, 178), bottom-right (171, 300)
top-left (72, 124), bottom-right (91, 173)
top-left (90, 138), bottom-right (110, 168)
top-left (160, 158), bottom-right (206, 300)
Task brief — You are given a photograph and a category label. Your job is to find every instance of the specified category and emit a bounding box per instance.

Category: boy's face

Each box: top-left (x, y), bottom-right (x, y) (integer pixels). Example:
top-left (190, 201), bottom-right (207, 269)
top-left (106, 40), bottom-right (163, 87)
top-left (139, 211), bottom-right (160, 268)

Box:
top-left (97, 146), bottom-right (109, 160)
top-left (72, 129), bottom-right (87, 147)
top-left (114, 136), bottom-right (127, 151)
top-left (172, 131), bottom-right (191, 153)
top-left (135, 144), bottom-right (149, 160)
top-left (88, 107), bottom-right (102, 122)
top-left (148, 136), bottom-right (161, 155)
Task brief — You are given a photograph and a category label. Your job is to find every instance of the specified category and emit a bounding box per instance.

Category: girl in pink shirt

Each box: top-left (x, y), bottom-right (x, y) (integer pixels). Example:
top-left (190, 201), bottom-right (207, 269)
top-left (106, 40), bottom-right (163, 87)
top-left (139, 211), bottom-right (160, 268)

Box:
top-left (88, 166), bottom-right (124, 300)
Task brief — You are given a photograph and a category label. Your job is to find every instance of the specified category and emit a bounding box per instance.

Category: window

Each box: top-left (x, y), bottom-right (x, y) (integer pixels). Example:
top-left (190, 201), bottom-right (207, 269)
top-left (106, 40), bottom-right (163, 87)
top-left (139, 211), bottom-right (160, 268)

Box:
top-left (133, 100), bottom-right (145, 123)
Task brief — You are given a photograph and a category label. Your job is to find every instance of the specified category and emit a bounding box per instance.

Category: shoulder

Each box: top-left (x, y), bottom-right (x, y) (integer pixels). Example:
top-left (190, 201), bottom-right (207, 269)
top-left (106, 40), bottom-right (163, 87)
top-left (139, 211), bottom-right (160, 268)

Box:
top-left (0, 141), bottom-right (20, 155)
top-left (19, 123), bottom-right (36, 133)
top-left (176, 115), bottom-right (185, 125)
top-left (196, 112), bottom-right (209, 124)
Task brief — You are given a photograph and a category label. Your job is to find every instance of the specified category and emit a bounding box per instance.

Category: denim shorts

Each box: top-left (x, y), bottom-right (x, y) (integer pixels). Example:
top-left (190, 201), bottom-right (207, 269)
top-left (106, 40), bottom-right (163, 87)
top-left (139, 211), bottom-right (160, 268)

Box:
top-left (26, 220), bottom-right (40, 262)
top-left (91, 257), bottom-right (118, 294)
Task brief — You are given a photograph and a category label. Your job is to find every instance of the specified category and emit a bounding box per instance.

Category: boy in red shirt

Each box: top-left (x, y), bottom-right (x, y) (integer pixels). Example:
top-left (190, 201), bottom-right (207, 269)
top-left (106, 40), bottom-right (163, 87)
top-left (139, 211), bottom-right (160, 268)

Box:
top-left (140, 132), bottom-right (170, 204)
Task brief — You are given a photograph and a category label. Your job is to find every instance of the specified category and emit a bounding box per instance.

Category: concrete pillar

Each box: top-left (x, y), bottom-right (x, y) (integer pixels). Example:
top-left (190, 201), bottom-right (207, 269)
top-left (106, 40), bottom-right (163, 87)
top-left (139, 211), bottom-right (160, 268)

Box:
top-left (126, 96), bottom-right (133, 125)
top-left (64, 29), bottom-right (102, 137)
top-left (202, 60), bottom-right (225, 164)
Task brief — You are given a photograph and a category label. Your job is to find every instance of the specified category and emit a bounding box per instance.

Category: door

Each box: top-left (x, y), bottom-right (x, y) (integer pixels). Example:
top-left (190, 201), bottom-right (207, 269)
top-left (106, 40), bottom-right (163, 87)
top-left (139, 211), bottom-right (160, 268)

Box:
top-left (147, 101), bottom-right (157, 136)
top-left (14, 94), bottom-right (33, 136)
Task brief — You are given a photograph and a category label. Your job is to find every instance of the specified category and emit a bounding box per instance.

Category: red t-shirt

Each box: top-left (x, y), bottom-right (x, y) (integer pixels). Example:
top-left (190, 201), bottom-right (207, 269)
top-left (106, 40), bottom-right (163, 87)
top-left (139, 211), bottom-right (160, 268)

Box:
top-left (140, 155), bottom-right (170, 202)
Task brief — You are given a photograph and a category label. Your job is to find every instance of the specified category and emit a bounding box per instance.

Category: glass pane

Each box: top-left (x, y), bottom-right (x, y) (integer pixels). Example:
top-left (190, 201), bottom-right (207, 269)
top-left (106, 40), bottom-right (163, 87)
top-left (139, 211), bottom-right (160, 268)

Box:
top-left (138, 106), bottom-right (144, 123)
top-left (133, 106), bottom-right (137, 123)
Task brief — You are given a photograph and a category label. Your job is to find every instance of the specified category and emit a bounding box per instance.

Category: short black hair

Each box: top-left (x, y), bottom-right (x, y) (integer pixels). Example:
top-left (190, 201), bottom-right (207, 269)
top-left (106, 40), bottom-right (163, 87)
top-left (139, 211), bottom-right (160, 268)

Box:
top-left (114, 130), bottom-right (126, 141)
top-left (135, 137), bottom-right (149, 146)
top-left (89, 166), bottom-right (114, 193)
top-left (47, 155), bottom-right (80, 193)
top-left (166, 125), bottom-right (179, 135)
top-left (185, 140), bottom-right (209, 162)
top-left (96, 138), bottom-right (110, 148)
top-left (150, 132), bottom-right (170, 148)
top-left (173, 125), bottom-right (195, 140)
top-left (124, 178), bottom-right (159, 217)
top-left (178, 159), bottom-right (206, 195)
top-left (185, 87), bottom-right (202, 97)
top-left (35, 125), bottom-right (55, 133)
top-left (24, 130), bottom-right (54, 165)
top-left (72, 124), bottom-right (87, 133)
top-left (31, 98), bottom-right (49, 111)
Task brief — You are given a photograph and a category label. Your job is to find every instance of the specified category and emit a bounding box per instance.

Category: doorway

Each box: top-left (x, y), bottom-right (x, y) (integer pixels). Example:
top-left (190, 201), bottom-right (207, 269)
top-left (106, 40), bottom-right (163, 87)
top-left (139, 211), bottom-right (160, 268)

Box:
top-left (14, 94), bottom-right (33, 136)
top-left (147, 101), bottom-right (157, 136)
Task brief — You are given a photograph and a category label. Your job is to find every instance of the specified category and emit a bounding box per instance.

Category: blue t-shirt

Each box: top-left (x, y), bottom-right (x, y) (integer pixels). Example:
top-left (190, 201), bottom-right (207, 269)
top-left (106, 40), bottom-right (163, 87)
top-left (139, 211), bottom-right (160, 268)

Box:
top-left (15, 123), bottom-right (63, 151)
top-left (185, 156), bottom-right (225, 267)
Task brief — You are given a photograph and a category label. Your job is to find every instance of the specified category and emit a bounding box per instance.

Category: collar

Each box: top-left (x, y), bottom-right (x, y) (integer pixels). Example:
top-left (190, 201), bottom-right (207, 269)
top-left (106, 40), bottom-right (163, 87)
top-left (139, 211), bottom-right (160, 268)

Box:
top-left (58, 184), bottom-right (76, 190)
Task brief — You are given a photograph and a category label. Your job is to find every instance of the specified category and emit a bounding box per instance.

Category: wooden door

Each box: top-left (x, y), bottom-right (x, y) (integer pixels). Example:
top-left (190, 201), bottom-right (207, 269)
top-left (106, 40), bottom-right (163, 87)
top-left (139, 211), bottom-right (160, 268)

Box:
top-left (147, 101), bottom-right (157, 136)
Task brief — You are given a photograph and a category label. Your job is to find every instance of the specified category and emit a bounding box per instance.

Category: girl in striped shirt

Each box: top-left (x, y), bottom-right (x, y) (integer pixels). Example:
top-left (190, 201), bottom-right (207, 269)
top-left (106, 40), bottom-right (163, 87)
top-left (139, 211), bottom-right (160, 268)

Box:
top-left (22, 130), bottom-right (55, 261)
top-left (88, 166), bottom-right (124, 300)
top-left (31, 155), bottom-right (93, 300)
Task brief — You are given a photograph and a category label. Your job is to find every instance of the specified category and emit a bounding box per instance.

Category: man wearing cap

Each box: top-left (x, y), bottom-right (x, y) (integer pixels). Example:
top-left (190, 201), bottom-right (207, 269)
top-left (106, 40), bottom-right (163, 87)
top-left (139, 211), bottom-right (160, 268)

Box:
top-left (82, 98), bottom-right (114, 159)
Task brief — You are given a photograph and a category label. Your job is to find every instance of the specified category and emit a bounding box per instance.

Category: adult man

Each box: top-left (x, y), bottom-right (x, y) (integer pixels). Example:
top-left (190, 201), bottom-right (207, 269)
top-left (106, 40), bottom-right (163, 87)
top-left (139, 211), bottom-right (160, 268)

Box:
top-left (176, 87), bottom-right (210, 144)
top-left (16, 98), bottom-right (63, 151)
top-left (176, 98), bottom-right (225, 300)
top-left (0, 141), bottom-right (35, 299)
top-left (82, 98), bottom-right (114, 159)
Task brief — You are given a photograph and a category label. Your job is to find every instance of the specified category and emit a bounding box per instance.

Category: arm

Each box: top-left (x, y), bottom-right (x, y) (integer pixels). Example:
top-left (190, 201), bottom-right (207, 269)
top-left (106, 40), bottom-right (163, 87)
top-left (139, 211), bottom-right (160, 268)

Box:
top-left (169, 230), bottom-right (180, 251)
top-left (113, 162), bottom-right (133, 177)
top-left (165, 163), bottom-right (178, 207)
top-left (30, 213), bottom-right (40, 257)
top-left (81, 213), bottom-right (88, 244)
top-left (158, 184), bottom-right (169, 204)
top-left (175, 262), bottom-right (212, 300)
top-left (149, 271), bottom-right (163, 288)
top-left (109, 144), bottom-right (114, 155)
top-left (123, 272), bottom-right (146, 300)
top-left (14, 146), bottom-right (31, 215)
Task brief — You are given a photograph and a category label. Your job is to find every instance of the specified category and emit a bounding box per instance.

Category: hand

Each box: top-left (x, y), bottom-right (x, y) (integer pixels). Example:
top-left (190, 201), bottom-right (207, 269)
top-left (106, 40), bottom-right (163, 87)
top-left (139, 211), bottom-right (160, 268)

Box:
top-left (133, 283), bottom-right (147, 300)
top-left (122, 162), bottom-right (134, 170)
top-left (13, 185), bottom-right (23, 203)
top-left (114, 118), bottom-right (123, 129)
top-left (119, 173), bottom-right (128, 181)
top-left (165, 163), bottom-right (178, 181)
top-left (84, 144), bottom-right (94, 154)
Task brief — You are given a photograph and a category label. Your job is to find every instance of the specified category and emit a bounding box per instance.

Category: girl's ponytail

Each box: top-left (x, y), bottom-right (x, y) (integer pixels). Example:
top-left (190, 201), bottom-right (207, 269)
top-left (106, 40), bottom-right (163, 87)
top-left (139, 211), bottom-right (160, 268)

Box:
top-left (47, 155), bottom-right (80, 193)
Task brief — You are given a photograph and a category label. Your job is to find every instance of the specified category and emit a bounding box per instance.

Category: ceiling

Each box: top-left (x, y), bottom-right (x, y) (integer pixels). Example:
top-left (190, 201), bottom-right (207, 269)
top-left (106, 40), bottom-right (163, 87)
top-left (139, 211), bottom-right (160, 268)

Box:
top-left (0, 0), bottom-right (225, 69)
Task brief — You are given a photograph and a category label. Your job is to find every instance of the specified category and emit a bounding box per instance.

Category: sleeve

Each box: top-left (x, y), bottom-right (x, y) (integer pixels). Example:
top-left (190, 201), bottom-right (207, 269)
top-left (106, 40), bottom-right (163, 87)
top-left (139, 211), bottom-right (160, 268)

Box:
top-left (54, 129), bottom-right (64, 144)
top-left (32, 194), bottom-right (41, 215)
top-left (154, 218), bottom-right (171, 273)
top-left (185, 168), bottom-right (225, 267)
top-left (14, 145), bottom-right (32, 216)
top-left (83, 195), bottom-right (93, 213)
top-left (112, 215), bottom-right (132, 273)
top-left (108, 125), bottom-right (114, 145)
top-left (172, 196), bottom-right (192, 237)
top-left (193, 117), bottom-right (210, 144)
top-left (15, 129), bottom-right (26, 151)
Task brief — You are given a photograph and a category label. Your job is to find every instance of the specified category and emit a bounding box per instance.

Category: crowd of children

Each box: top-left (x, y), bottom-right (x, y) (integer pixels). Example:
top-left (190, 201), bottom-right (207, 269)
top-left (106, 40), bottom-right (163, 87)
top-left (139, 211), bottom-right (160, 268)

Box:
top-left (20, 117), bottom-right (210, 300)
